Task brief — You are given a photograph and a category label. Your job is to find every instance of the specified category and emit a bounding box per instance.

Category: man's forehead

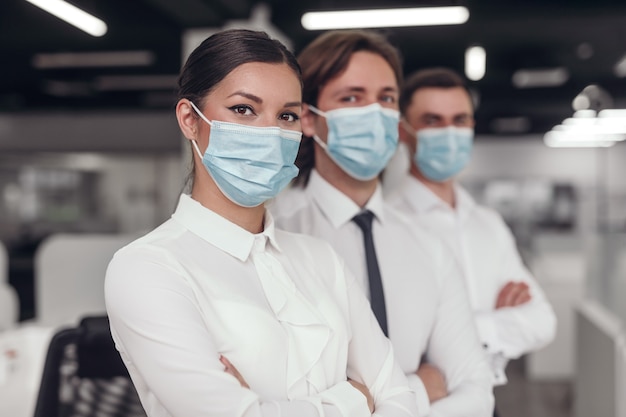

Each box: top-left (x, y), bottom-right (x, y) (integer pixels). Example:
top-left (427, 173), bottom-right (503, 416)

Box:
top-left (410, 88), bottom-right (473, 112)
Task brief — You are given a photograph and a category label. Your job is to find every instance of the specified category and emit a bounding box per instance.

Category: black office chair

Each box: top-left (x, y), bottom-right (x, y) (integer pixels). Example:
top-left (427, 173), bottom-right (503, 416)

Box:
top-left (33, 316), bottom-right (146, 417)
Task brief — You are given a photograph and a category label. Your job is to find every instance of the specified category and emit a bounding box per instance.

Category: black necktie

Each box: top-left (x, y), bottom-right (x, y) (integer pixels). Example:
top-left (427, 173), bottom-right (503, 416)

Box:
top-left (352, 210), bottom-right (388, 337)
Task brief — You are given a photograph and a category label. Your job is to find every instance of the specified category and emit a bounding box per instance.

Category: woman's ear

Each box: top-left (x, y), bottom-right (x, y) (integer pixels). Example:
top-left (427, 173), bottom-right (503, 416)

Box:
top-left (176, 99), bottom-right (198, 141)
top-left (301, 104), bottom-right (317, 138)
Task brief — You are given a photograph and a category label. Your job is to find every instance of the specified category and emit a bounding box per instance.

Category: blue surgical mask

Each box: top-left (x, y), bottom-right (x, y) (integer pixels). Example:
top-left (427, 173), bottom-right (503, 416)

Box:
top-left (403, 121), bottom-right (473, 182)
top-left (308, 103), bottom-right (399, 180)
top-left (190, 101), bottom-right (302, 207)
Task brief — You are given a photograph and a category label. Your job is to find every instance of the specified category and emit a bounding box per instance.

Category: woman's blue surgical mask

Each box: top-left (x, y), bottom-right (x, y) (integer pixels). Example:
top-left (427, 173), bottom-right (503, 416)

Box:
top-left (402, 121), bottom-right (473, 182)
top-left (308, 103), bottom-right (399, 181)
top-left (189, 101), bottom-right (302, 207)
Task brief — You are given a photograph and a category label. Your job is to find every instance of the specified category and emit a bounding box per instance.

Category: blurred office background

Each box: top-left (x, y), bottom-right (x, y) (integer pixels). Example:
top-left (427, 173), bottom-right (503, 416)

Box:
top-left (0, 1), bottom-right (626, 416)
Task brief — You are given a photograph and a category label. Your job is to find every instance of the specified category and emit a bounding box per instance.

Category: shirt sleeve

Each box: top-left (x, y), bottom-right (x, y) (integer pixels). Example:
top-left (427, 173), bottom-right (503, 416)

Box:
top-left (473, 220), bottom-right (557, 361)
top-left (423, 255), bottom-right (495, 417)
top-left (341, 260), bottom-right (419, 417)
top-left (405, 374), bottom-right (431, 417)
top-left (104, 246), bottom-right (377, 417)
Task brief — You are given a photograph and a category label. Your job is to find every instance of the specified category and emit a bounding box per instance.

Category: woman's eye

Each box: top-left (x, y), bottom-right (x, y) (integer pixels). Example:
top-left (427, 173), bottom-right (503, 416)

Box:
top-left (279, 112), bottom-right (300, 122)
top-left (340, 95), bottom-right (358, 103)
top-left (380, 95), bottom-right (396, 103)
top-left (230, 105), bottom-right (254, 116)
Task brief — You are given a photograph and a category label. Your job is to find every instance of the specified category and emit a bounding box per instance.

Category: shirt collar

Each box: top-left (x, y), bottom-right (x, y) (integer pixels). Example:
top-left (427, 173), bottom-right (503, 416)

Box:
top-left (171, 194), bottom-right (281, 262)
top-left (400, 175), bottom-right (446, 213)
top-left (306, 169), bottom-right (386, 228)
top-left (453, 183), bottom-right (476, 221)
top-left (400, 176), bottom-right (477, 219)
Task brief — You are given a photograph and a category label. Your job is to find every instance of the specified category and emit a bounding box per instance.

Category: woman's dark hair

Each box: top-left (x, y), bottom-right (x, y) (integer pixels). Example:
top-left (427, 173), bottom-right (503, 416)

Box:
top-left (399, 67), bottom-right (471, 115)
top-left (293, 30), bottom-right (403, 187)
top-left (178, 29), bottom-right (302, 106)
top-left (178, 29), bottom-right (302, 191)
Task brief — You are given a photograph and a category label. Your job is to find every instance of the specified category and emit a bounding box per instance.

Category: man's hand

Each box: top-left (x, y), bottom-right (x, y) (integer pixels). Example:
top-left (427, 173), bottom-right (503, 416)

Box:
top-left (348, 378), bottom-right (375, 413)
top-left (416, 363), bottom-right (448, 403)
top-left (495, 281), bottom-right (532, 309)
top-left (220, 355), bottom-right (250, 388)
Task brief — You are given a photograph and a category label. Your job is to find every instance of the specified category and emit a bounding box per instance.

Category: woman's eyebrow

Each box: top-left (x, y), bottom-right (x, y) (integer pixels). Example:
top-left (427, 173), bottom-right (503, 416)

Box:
top-left (228, 91), bottom-right (262, 103)
top-left (284, 101), bottom-right (302, 108)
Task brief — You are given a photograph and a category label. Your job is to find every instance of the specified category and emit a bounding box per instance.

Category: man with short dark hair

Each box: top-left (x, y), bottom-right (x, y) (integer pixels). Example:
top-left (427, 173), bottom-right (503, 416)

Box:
top-left (388, 68), bottom-right (557, 401)
top-left (273, 34), bottom-right (494, 417)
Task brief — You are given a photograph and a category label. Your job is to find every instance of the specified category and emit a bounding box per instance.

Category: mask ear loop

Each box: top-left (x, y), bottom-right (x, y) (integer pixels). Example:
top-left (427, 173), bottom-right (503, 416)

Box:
top-left (191, 140), bottom-right (204, 160)
top-left (306, 104), bottom-right (327, 118)
top-left (187, 101), bottom-right (213, 160)
top-left (311, 134), bottom-right (329, 151)
top-left (400, 119), bottom-right (421, 157)
top-left (305, 104), bottom-right (331, 151)
top-left (189, 101), bottom-right (213, 126)
top-left (400, 118), bottom-right (417, 137)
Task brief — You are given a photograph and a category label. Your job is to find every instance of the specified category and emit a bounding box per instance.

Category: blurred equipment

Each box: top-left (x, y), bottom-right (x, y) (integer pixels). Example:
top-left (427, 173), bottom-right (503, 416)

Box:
top-left (33, 316), bottom-right (145, 417)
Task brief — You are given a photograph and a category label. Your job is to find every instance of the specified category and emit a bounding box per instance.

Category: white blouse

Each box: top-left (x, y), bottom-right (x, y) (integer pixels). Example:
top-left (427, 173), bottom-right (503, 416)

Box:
top-left (105, 194), bottom-right (417, 417)
top-left (388, 176), bottom-right (557, 385)
top-left (270, 171), bottom-right (494, 417)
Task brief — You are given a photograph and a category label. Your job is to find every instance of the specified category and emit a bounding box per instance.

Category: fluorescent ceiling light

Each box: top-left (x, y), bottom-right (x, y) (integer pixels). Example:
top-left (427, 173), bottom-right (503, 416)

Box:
top-left (465, 45), bottom-right (485, 81)
top-left (301, 6), bottom-right (469, 30)
top-left (543, 108), bottom-right (626, 148)
top-left (33, 51), bottom-right (155, 69)
top-left (543, 131), bottom-right (617, 148)
top-left (572, 109), bottom-right (597, 118)
top-left (24, 0), bottom-right (107, 37)
top-left (512, 67), bottom-right (569, 88)
top-left (95, 75), bottom-right (178, 91)
top-left (614, 54), bottom-right (626, 78)
top-left (43, 80), bottom-right (91, 97)
top-left (489, 117), bottom-right (531, 134)
top-left (598, 109), bottom-right (626, 118)
top-left (544, 139), bottom-right (615, 148)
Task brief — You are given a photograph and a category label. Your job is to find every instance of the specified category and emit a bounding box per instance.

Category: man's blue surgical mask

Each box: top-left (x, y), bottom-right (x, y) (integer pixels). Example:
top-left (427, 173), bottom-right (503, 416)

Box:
top-left (403, 121), bottom-right (473, 182)
top-left (190, 101), bottom-right (301, 207)
top-left (308, 103), bottom-right (399, 180)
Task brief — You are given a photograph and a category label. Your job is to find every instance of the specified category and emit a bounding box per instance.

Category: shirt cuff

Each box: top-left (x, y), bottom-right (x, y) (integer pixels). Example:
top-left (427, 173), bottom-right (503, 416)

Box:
top-left (475, 312), bottom-right (512, 385)
top-left (488, 353), bottom-right (509, 386)
top-left (317, 381), bottom-right (371, 417)
top-left (474, 311), bottom-right (500, 354)
top-left (406, 373), bottom-right (431, 417)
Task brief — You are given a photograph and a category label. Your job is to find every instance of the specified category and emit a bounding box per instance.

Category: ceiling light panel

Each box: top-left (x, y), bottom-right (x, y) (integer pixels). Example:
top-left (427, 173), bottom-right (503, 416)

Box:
top-left (301, 6), bottom-right (469, 30)
top-left (24, 0), bottom-right (107, 37)
top-left (33, 51), bottom-right (155, 69)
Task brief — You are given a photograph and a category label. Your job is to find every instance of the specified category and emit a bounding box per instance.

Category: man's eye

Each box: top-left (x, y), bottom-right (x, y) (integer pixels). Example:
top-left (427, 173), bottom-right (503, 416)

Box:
top-left (455, 116), bottom-right (472, 126)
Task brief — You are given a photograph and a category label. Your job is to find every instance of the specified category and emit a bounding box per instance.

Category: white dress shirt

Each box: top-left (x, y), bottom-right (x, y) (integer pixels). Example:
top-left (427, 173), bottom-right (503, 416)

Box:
top-left (388, 176), bottom-right (557, 385)
top-left (270, 171), bottom-right (494, 417)
top-left (105, 194), bottom-right (418, 417)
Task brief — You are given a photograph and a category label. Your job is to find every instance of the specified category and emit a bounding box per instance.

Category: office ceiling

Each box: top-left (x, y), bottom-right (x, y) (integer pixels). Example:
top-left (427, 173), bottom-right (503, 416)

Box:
top-left (1, 0), bottom-right (626, 135)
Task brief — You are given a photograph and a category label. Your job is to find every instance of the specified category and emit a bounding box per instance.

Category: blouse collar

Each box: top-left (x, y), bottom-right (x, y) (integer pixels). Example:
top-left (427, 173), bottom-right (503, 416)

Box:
top-left (171, 194), bottom-right (281, 262)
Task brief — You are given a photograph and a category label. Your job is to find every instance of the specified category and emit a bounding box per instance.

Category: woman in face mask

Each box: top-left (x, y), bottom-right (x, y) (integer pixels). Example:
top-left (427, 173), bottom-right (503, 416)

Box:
top-left (104, 29), bottom-right (417, 417)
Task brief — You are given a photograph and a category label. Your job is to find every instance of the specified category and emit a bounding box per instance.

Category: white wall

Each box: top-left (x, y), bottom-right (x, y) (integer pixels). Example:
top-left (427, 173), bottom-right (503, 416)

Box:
top-left (463, 135), bottom-right (626, 232)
